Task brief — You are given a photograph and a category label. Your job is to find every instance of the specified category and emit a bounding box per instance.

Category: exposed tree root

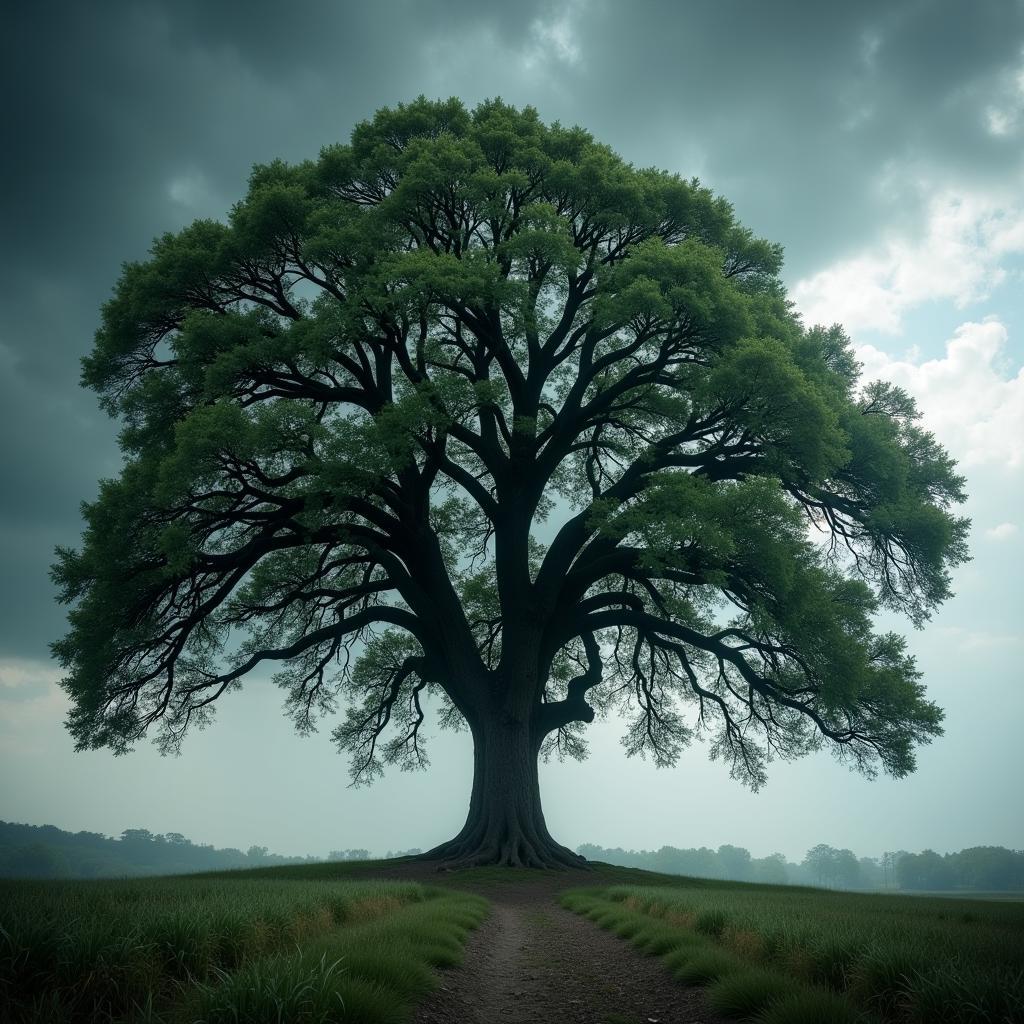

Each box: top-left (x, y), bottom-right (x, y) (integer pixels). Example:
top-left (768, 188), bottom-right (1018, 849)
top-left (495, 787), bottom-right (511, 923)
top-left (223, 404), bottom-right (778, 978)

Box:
top-left (421, 822), bottom-right (589, 871)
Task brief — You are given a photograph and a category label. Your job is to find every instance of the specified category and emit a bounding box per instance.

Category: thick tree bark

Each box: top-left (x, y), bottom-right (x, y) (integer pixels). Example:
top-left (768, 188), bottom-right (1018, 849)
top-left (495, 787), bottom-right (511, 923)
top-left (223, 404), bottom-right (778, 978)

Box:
top-left (421, 713), bottom-right (588, 870)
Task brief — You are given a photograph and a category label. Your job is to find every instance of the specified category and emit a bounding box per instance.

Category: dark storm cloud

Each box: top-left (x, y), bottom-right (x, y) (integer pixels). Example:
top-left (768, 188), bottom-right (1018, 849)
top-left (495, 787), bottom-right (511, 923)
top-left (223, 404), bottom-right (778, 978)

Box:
top-left (1, 0), bottom-right (1022, 660)
top-left (552, 0), bottom-right (1024, 274)
top-left (0, 0), bottom-right (547, 660)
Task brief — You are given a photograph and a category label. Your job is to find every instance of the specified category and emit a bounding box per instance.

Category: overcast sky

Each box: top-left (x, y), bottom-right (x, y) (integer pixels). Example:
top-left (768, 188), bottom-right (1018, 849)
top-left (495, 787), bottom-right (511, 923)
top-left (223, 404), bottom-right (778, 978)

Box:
top-left (1, 0), bottom-right (1022, 863)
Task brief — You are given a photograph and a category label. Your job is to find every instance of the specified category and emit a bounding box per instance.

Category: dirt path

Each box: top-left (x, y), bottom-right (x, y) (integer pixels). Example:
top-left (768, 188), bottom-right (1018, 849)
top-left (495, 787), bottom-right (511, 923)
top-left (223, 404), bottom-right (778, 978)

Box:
top-left (409, 876), bottom-right (722, 1024)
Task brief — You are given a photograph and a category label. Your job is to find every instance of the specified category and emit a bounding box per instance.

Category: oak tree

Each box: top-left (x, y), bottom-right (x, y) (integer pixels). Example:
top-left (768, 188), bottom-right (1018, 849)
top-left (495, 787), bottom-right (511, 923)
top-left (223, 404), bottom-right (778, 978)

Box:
top-left (53, 98), bottom-right (968, 868)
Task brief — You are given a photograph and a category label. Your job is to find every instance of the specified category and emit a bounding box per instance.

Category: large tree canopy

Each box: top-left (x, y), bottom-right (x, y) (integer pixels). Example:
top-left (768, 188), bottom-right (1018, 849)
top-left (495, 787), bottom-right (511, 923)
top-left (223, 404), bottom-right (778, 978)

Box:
top-left (54, 97), bottom-right (968, 867)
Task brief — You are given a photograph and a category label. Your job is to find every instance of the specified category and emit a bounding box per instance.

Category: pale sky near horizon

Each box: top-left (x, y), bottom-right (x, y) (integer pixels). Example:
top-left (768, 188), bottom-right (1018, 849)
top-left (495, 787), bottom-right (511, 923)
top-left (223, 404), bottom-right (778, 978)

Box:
top-left (1, 0), bottom-right (1022, 863)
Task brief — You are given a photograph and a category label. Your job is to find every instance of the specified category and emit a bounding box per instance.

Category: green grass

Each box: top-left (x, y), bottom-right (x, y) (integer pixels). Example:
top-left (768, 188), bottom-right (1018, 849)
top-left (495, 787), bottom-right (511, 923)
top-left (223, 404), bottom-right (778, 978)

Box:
top-left (562, 881), bottom-right (1024, 1023)
top-left (191, 856), bottom-right (410, 882)
top-left (753, 988), bottom-right (863, 1024)
top-left (8, 857), bottom-right (1023, 1024)
top-left (705, 966), bottom-right (801, 1018)
top-left (674, 946), bottom-right (744, 984)
top-left (188, 890), bottom-right (488, 1024)
top-left (0, 873), bottom-right (485, 1023)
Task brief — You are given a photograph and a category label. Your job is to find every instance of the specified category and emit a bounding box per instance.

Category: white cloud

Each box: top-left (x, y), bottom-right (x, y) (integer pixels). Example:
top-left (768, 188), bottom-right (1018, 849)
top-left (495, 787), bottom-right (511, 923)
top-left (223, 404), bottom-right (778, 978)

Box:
top-left (934, 626), bottom-right (1024, 652)
top-left (167, 168), bottom-right (215, 211)
top-left (985, 522), bottom-right (1019, 540)
top-left (856, 319), bottom-right (1024, 469)
top-left (792, 192), bottom-right (1024, 334)
top-left (0, 659), bottom-right (68, 755)
top-left (524, 2), bottom-right (584, 69)
top-left (986, 106), bottom-right (1014, 136)
top-left (983, 65), bottom-right (1024, 137)
top-left (0, 657), bottom-right (61, 692)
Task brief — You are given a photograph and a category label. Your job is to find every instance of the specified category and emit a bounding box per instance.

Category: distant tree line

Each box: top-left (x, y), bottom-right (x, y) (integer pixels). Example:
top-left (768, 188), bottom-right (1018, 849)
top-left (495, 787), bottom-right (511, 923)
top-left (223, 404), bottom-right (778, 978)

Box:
top-left (893, 846), bottom-right (1024, 891)
top-left (577, 842), bottom-right (1024, 891)
top-left (4, 820), bottom-right (1020, 890)
top-left (0, 821), bottom-right (338, 879)
top-left (327, 848), bottom-right (371, 862)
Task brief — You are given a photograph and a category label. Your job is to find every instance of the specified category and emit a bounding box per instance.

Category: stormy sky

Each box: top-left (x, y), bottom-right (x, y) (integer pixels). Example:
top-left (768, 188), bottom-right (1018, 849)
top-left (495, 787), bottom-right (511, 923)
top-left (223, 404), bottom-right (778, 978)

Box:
top-left (2, 0), bottom-right (1022, 862)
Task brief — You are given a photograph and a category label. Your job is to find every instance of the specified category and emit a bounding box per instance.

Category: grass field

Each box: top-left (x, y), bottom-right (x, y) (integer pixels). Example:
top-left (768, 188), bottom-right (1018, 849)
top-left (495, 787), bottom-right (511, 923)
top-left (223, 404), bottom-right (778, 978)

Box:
top-left (5, 859), bottom-right (1024, 1023)
top-left (0, 868), bottom-right (487, 1023)
top-left (563, 878), bottom-right (1024, 1023)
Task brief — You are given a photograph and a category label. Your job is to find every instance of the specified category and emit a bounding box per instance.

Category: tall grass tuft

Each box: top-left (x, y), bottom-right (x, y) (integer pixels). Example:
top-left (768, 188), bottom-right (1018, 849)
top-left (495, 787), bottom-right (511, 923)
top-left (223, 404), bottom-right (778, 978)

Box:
top-left (674, 947), bottom-right (743, 985)
top-left (706, 966), bottom-right (801, 1018)
top-left (753, 988), bottom-right (862, 1024)
top-left (193, 952), bottom-right (355, 1024)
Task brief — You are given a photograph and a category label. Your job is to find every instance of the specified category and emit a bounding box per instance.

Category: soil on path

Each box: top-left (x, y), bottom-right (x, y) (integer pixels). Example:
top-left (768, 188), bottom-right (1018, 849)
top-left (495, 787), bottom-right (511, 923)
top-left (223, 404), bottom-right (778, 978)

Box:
top-left (377, 863), bottom-right (724, 1024)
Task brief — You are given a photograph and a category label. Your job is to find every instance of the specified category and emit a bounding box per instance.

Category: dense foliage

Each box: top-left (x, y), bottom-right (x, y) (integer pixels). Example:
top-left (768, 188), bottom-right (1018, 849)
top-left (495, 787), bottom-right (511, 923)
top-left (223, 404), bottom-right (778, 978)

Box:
top-left (53, 97), bottom-right (969, 865)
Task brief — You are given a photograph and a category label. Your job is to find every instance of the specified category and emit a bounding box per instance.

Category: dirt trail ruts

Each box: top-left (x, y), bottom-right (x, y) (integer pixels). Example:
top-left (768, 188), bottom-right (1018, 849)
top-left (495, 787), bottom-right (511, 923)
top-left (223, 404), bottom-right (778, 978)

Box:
top-left (409, 876), bottom-right (723, 1024)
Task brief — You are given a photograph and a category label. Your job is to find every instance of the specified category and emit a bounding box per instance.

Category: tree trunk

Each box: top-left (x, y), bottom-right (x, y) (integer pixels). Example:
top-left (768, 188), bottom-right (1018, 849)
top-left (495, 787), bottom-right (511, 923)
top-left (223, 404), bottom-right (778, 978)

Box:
top-left (421, 713), bottom-right (587, 869)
